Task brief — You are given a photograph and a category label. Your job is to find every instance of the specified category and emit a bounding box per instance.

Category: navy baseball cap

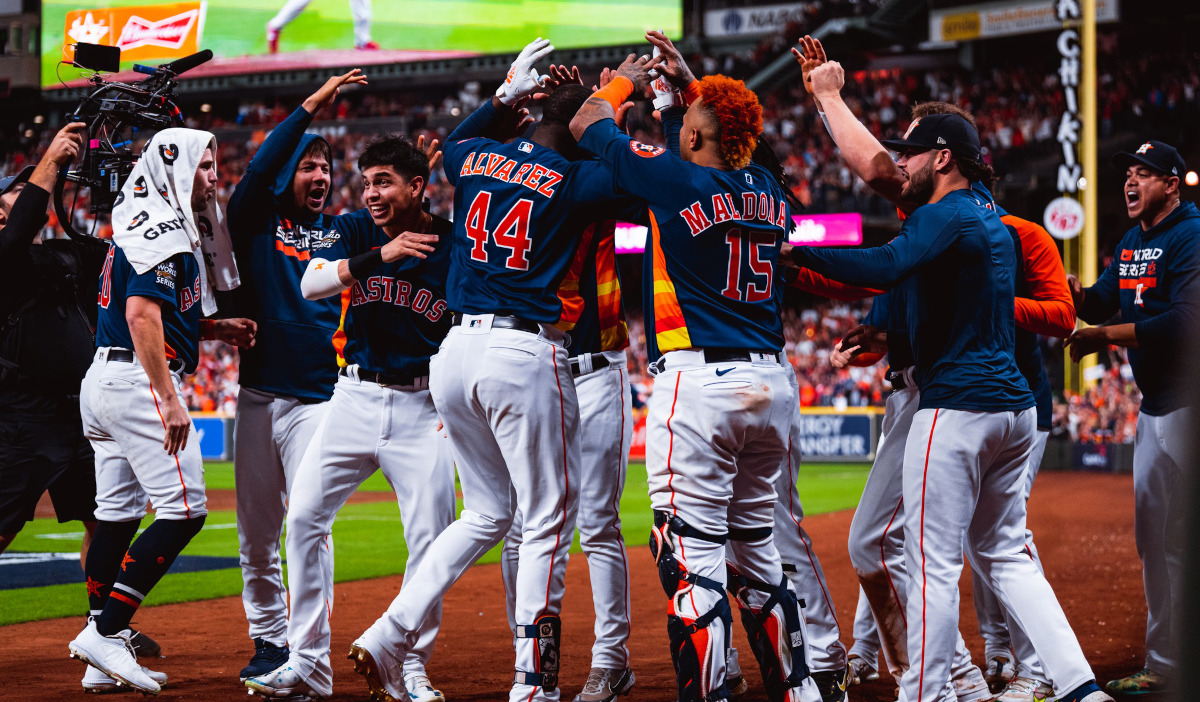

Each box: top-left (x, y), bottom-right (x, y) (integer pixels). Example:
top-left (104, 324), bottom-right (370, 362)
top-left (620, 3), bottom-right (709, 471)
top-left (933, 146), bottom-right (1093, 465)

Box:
top-left (881, 113), bottom-right (982, 163)
top-left (1112, 140), bottom-right (1187, 178)
top-left (0, 165), bottom-right (34, 197)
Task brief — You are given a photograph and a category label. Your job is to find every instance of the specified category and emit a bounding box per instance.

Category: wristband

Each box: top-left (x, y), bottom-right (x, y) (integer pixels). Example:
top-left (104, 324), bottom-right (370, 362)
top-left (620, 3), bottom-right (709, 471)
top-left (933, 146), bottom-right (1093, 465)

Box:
top-left (683, 80), bottom-right (702, 106)
top-left (818, 111), bottom-right (833, 138)
top-left (593, 76), bottom-right (635, 111)
top-left (348, 248), bottom-right (384, 280)
top-left (199, 319), bottom-right (216, 339)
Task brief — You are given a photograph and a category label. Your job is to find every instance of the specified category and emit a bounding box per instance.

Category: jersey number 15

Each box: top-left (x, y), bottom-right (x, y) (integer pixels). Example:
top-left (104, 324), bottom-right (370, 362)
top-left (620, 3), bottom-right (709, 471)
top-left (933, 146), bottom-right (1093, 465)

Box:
top-left (721, 228), bottom-right (775, 302)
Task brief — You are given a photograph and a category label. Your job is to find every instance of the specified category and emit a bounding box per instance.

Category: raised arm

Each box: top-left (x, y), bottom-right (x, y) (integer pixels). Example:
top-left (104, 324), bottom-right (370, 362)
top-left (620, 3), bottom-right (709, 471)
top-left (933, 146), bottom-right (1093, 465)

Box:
top-left (0, 123), bottom-right (84, 256)
top-left (800, 53), bottom-right (907, 208)
top-left (570, 53), bottom-right (661, 141)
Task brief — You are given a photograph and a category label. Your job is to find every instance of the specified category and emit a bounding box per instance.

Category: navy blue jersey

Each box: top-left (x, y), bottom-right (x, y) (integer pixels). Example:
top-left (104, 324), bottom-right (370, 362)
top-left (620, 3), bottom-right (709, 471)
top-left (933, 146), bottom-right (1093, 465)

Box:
top-left (322, 209), bottom-right (453, 379)
top-left (793, 188), bottom-right (1032, 412)
top-left (441, 100), bottom-right (629, 323)
top-left (96, 245), bottom-right (202, 373)
top-left (227, 107), bottom-right (341, 402)
top-left (1079, 200), bottom-right (1200, 415)
top-left (972, 182), bottom-right (1052, 428)
top-left (579, 119), bottom-right (790, 359)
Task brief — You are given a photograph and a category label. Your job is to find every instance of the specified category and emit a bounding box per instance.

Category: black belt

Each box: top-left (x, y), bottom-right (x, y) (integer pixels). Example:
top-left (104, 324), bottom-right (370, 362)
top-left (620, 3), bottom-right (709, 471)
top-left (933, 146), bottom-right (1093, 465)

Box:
top-left (341, 366), bottom-right (425, 386)
top-left (887, 370), bottom-right (909, 390)
top-left (451, 313), bottom-right (541, 335)
top-left (108, 348), bottom-right (184, 373)
top-left (652, 347), bottom-right (779, 374)
top-left (569, 353), bottom-right (611, 377)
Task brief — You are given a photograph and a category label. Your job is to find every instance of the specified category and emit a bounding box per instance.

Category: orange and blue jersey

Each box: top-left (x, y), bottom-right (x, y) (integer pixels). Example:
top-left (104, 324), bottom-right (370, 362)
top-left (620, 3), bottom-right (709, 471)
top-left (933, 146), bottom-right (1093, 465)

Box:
top-left (558, 219), bottom-right (630, 355)
top-left (441, 99), bottom-right (631, 323)
top-left (96, 244), bottom-right (201, 373)
top-left (226, 107), bottom-right (342, 402)
top-left (793, 187), bottom-right (1033, 413)
top-left (578, 118), bottom-right (791, 359)
top-left (320, 209), bottom-right (453, 379)
top-left (1079, 200), bottom-right (1200, 416)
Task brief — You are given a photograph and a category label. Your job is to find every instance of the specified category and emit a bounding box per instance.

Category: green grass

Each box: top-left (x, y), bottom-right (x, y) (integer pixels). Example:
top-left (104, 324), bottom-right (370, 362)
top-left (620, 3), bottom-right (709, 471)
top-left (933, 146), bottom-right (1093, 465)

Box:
top-left (42, 0), bottom-right (683, 85)
top-left (1, 460), bottom-right (869, 626)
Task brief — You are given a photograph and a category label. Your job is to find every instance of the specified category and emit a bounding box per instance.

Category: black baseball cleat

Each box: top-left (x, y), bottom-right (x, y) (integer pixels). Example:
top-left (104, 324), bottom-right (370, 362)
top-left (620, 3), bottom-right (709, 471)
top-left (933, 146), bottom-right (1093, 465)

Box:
top-left (811, 668), bottom-right (850, 702)
top-left (241, 638), bottom-right (291, 682)
top-left (128, 629), bottom-right (161, 659)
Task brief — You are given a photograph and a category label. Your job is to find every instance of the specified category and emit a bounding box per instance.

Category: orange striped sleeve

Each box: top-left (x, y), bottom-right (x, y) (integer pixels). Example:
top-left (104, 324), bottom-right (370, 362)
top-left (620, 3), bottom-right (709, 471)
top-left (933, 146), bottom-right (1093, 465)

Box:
top-left (1003, 214), bottom-right (1076, 338)
top-left (593, 222), bottom-right (629, 351)
top-left (649, 212), bottom-right (691, 352)
top-left (332, 288), bottom-right (351, 367)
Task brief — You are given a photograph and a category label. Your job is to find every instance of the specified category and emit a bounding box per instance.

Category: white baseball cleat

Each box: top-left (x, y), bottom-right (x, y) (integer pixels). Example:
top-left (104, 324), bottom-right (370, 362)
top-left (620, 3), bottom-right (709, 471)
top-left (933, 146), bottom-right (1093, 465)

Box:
top-left (405, 673), bottom-right (446, 702)
top-left (846, 654), bottom-right (880, 686)
top-left (993, 676), bottom-right (1053, 702)
top-left (82, 663), bottom-right (168, 693)
top-left (69, 620), bottom-right (162, 695)
top-left (244, 663), bottom-right (318, 700)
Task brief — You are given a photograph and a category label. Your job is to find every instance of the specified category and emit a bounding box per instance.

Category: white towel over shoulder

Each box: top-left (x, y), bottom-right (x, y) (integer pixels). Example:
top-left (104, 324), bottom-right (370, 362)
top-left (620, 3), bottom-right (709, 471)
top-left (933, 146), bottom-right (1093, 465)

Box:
top-left (112, 127), bottom-right (239, 316)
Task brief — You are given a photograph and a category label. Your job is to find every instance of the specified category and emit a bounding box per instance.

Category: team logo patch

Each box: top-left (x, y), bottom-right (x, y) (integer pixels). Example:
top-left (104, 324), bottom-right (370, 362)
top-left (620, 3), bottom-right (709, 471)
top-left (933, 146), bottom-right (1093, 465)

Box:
top-left (629, 140), bottom-right (664, 158)
top-left (127, 210), bottom-right (149, 231)
top-left (197, 215), bottom-right (212, 240)
top-left (1136, 142), bottom-right (1154, 155)
top-left (154, 260), bottom-right (177, 290)
top-left (113, 191), bottom-right (125, 207)
top-left (159, 143), bottom-right (179, 165)
top-left (159, 187), bottom-right (170, 201)
top-left (518, 141), bottom-right (534, 153)
top-left (133, 175), bottom-right (149, 197)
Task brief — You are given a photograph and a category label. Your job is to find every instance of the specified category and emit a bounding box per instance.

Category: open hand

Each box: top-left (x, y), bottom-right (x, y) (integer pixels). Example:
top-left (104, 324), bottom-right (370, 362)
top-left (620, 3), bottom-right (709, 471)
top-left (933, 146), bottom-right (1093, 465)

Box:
top-left (415, 134), bottom-right (442, 172)
top-left (645, 30), bottom-right (696, 90)
top-left (381, 232), bottom-right (438, 262)
top-left (791, 36), bottom-right (828, 96)
top-left (304, 69), bottom-right (368, 114)
top-left (497, 37), bottom-right (555, 105)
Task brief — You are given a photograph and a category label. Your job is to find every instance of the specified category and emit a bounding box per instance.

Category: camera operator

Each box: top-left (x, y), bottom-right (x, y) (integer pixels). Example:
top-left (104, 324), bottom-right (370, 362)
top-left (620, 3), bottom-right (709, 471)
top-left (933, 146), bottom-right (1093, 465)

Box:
top-left (0, 122), bottom-right (107, 565)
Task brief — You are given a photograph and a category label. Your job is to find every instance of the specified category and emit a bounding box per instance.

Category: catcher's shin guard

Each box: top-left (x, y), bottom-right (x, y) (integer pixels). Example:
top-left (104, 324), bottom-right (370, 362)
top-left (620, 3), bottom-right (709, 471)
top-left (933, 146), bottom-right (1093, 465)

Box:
top-left (514, 615), bottom-right (561, 691)
top-left (650, 511), bottom-right (733, 702)
top-left (727, 564), bottom-right (812, 702)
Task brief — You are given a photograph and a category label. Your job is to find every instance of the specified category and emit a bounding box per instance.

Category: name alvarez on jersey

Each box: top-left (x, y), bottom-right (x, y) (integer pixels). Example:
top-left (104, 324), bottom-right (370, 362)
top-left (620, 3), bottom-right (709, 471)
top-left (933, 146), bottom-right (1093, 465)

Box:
top-left (457, 150), bottom-right (563, 198)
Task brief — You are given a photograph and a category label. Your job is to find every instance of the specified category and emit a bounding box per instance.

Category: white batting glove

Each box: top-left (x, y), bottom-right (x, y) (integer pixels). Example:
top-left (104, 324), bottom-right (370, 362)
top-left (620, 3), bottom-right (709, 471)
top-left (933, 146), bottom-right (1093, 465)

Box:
top-left (496, 37), bottom-right (554, 105)
top-left (650, 44), bottom-right (683, 110)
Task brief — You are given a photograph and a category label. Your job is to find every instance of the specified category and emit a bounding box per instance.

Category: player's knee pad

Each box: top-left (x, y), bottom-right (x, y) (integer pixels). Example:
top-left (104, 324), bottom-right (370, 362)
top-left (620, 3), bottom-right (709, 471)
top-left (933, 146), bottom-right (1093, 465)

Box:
top-left (513, 615), bottom-right (560, 690)
top-left (727, 567), bottom-right (810, 702)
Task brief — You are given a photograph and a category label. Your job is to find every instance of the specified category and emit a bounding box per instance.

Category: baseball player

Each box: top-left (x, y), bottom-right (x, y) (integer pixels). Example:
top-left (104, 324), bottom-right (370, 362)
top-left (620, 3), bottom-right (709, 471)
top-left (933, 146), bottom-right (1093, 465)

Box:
top-left (68, 131), bottom-right (256, 695)
top-left (790, 111), bottom-right (1111, 702)
top-left (1066, 140), bottom-right (1199, 697)
top-left (796, 38), bottom-right (1078, 702)
top-left (573, 37), bottom-right (823, 702)
top-left (244, 136), bottom-right (457, 702)
top-left (266, 0), bottom-right (374, 52)
top-left (500, 215), bottom-right (639, 702)
top-left (348, 40), bottom-right (638, 702)
top-left (225, 70), bottom-right (366, 683)
top-left (655, 95), bottom-right (858, 702)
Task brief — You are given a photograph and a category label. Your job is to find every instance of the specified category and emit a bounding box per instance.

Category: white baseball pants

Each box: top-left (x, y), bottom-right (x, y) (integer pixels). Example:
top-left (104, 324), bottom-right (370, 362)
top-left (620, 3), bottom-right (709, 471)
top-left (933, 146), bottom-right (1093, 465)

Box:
top-left (901, 407), bottom-right (1094, 702)
top-left (847, 379), bottom-right (987, 701)
top-left (1133, 408), bottom-right (1190, 674)
top-left (80, 348), bottom-right (206, 523)
top-left (282, 370), bottom-right (456, 697)
top-left (267, 0), bottom-right (372, 45)
top-left (847, 587), bottom-right (882, 663)
top-left (646, 352), bottom-right (821, 702)
top-left (970, 429), bottom-right (1049, 680)
top-left (502, 349), bottom-right (633, 669)
top-left (364, 317), bottom-right (581, 702)
top-left (770, 401), bottom-right (847, 673)
top-left (234, 387), bottom-right (329, 647)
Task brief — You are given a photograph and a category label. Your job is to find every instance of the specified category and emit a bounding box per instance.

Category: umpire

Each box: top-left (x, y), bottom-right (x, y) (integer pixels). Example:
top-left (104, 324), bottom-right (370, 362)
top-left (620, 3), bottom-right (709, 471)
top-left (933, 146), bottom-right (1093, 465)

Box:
top-left (1067, 140), bottom-right (1200, 697)
top-left (0, 123), bottom-right (104, 565)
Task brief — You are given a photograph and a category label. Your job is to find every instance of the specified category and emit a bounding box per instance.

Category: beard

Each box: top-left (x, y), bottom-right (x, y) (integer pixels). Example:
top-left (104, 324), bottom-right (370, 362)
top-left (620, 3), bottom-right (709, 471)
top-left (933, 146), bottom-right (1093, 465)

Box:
top-left (899, 158), bottom-right (936, 208)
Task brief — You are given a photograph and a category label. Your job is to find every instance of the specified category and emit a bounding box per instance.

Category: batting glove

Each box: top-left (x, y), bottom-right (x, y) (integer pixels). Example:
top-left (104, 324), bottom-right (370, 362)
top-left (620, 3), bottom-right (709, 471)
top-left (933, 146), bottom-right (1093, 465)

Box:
top-left (650, 44), bottom-right (684, 111)
top-left (497, 37), bottom-right (554, 105)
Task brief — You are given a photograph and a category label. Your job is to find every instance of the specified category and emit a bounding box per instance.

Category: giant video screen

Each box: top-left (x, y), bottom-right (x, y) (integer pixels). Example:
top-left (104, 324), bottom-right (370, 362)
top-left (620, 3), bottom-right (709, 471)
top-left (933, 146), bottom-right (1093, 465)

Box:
top-left (43, 0), bottom-right (682, 86)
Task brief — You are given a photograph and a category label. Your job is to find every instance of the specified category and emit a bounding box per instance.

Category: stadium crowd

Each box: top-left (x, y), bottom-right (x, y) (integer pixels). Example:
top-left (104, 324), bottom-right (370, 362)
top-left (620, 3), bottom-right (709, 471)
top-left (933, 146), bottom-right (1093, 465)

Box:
top-left (5, 29), bottom-right (1192, 442)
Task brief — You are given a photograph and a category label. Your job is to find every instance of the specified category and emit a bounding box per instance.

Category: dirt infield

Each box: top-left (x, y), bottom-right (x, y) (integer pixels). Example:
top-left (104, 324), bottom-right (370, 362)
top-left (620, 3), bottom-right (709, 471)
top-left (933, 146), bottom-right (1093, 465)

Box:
top-left (4, 471), bottom-right (1145, 701)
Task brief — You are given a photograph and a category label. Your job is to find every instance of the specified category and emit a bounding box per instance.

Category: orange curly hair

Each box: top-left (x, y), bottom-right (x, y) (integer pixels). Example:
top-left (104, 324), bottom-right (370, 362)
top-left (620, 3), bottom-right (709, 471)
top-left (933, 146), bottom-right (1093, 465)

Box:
top-left (696, 75), bottom-right (763, 170)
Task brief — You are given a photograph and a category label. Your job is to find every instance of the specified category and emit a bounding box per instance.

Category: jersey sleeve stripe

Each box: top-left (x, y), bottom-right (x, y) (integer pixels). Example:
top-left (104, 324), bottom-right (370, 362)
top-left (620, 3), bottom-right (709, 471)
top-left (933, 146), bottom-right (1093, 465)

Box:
top-left (332, 288), bottom-right (351, 367)
top-left (649, 213), bottom-right (691, 352)
top-left (594, 222), bottom-right (629, 352)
